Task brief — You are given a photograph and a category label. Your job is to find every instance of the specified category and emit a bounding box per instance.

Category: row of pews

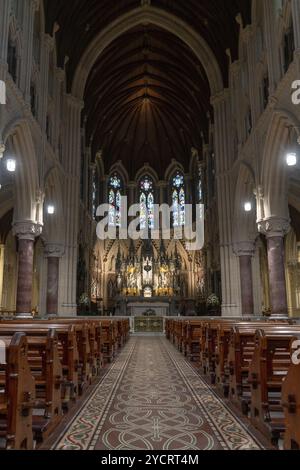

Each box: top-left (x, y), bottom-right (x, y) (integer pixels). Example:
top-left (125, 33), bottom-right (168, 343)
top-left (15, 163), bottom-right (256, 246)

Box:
top-left (166, 316), bottom-right (300, 450)
top-left (0, 317), bottom-right (130, 450)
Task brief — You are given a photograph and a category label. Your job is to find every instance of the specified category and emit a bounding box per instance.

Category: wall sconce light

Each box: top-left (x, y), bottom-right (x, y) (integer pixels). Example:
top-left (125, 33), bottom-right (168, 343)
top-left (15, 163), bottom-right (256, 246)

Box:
top-left (286, 151), bottom-right (297, 167)
top-left (6, 159), bottom-right (16, 172)
top-left (244, 202), bottom-right (252, 212)
top-left (47, 205), bottom-right (55, 215)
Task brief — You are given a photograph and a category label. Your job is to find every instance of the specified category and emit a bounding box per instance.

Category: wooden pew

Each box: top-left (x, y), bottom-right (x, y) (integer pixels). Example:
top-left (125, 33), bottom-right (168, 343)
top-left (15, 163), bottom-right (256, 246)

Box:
top-left (101, 320), bottom-right (115, 363)
top-left (185, 320), bottom-right (205, 362)
top-left (204, 319), bottom-right (242, 383)
top-left (165, 318), bottom-right (171, 340)
top-left (44, 319), bottom-right (101, 378)
top-left (0, 333), bottom-right (35, 449)
top-left (281, 336), bottom-right (300, 450)
top-left (0, 326), bottom-right (63, 443)
top-left (227, 323), bottom-right (288, 408)
top-left (5, 320), bottom-right (92, 394)
top-left (205, 318), bottom-right (281, 386)
top-left (249, 326), bottom-right (300, 446)
top-left (0, 322), bottom-right (79, 403)
top-left (0, 317), bottom-right (129, 449)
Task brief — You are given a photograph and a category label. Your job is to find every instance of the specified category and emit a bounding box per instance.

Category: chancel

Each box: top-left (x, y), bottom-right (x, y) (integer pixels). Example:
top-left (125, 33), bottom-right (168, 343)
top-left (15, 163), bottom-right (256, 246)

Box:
top-left (0, 0), bottom-right (300, 455)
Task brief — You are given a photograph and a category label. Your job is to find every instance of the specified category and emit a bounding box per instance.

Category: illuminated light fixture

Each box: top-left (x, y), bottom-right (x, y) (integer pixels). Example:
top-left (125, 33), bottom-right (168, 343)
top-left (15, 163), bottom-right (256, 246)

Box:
top-left (244, 202), bottom-right (252, 212)
top-left (47, 205), bottom-right (55, 215)
top-left (286, 152), bottom-right (297, 167)
top-left (6, 159), bottom-right (16, 172)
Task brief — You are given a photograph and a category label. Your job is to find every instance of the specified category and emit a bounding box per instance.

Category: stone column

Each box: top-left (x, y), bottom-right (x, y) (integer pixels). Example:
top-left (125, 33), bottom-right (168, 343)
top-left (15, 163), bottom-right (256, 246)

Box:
top-left (262, 0), bottom-right (281, 94)
top-left (211, 90), bottom-right (241, 316)
top-left (13, 222), bottom-right (42, 318)
top-left (59, 95), bottom-right (84, 316)
top-left (0, 0), bottom-right (11, 75)
top-left (20, 0), bottom-right (39, 102)
top-left (244, 25), bottom-right (260, 123)
top-left (45, 244), bottom-right (64, 316)
top-left (259, 218), bottom-right (290, 318)
top-left (235, 242), bottom-right (255, 316)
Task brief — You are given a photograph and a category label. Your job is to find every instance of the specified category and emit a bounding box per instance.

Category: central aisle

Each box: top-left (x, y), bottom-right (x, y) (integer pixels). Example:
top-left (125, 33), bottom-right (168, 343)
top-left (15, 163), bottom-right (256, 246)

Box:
top-left (53, 337), bottom-right (263, 451)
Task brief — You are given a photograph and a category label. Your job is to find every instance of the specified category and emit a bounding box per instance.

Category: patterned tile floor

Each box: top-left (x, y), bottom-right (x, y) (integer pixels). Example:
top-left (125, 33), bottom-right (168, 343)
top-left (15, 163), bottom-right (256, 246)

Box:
top-left (53, 337), bottom-right (264, 451)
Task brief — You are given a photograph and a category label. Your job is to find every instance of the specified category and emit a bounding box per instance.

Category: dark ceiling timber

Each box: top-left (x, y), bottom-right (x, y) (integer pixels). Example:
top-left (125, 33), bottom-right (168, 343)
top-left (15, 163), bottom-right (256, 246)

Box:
top-left (85, 26), bottom-right (210, 177)
top-left (44, 0), bottom-right (251, 177)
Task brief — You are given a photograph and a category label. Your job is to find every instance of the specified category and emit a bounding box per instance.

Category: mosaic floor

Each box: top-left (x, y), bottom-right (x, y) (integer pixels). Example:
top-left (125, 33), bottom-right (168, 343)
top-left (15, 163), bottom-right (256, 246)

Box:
top-left (53, 337), bottom-right (263, 451)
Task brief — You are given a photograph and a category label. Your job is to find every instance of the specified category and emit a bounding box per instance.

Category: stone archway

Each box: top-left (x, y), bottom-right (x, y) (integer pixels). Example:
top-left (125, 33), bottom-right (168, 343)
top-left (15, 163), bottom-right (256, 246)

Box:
top-left (71, 5), bottom-right (223, 101)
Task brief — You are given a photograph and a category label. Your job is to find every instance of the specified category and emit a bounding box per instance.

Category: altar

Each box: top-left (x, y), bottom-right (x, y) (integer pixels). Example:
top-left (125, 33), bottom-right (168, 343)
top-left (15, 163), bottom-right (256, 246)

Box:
top-left (127, 300), bottom-right (170, 317)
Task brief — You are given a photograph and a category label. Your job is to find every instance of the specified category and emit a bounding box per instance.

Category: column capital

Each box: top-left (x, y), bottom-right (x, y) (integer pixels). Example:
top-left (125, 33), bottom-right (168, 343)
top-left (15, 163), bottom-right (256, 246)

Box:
top-left (243, 24), bottom-right (254, 42)
top-left (13, 221), bottom-right (42, 241)
top-left (56, 67), bottom-right (65, 83)
top-left (43, 33), bottom-right (55, 51)
top-left (210, 88), bottom-right (230, 107)
top-left (234, 241), bottom-right (255, 257)
top-left (66, 93), bottom-right (84, 111)
top-left (258, 217), bottom-right (290, 239)
top-left (44, 243), bottom-right (65, 258)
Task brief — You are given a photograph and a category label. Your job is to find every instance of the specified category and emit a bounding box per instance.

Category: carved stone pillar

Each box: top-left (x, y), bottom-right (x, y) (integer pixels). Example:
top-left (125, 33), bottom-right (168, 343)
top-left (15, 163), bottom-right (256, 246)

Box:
top-left (259, 218), bottom-right (290, 318)
top-left (59, 95), bottom-right (84, 316)
top-left (13, 222), bottom-right (42, 318)
top-left (262, 0), bottom-right (281, 93)
top-left (0, 0), bottom-right (11, 77)
top-left (20, 0), bottom-right (39, 102)
top-left (211, 90), bottom-right (240, 316)
top-left (235, 242), bottom-right (255, 316)
top-left (45, 244), bottom-right (64, 316)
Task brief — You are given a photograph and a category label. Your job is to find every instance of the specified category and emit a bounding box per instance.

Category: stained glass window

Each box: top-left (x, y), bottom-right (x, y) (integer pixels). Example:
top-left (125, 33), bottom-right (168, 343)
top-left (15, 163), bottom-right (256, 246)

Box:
top-left (108, 173), bottom-right (122, 227)
top-left (140, 176), bottom-right (155, 230)
top-left (172, 172), bottom-right (185, 227)
top-left (198, 165), bottom-right (203, 203)
top-left (92, 175), bottom-right (97, 220)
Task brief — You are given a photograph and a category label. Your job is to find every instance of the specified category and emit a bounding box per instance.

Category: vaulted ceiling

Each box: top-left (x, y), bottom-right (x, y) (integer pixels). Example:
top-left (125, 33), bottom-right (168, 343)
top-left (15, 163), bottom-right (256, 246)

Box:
top-left (84, 25), bottom-right (210, 176)
top-left (44, 0), bottom-right (251, 177)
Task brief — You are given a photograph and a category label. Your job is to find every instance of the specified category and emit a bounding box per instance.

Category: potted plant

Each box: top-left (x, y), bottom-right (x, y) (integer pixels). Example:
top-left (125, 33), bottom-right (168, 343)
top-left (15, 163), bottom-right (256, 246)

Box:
top-left (206, 293), bottom-right (221, 316)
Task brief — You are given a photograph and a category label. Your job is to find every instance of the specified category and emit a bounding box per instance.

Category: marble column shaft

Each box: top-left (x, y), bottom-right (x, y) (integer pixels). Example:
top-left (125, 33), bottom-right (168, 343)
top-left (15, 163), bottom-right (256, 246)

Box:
top-left (239, 255), bottom-right (254, 316)
top-left (46, 257), bottom-right (59, 315)
top-left (13, 222), bottom-right (42, 317)
top-left (258, 218), bottom-right (290, 318)
top-left (16, 238), bottom-right (35, 315)
top-left (267, 236), bottom-right (288, 317)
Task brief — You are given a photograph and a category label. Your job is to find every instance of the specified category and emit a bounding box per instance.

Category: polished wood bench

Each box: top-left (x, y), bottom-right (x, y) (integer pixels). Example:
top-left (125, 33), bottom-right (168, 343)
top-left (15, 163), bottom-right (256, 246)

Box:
top-left (0, 322), bottom-right (80, 402)
top-left (0, 333), bottom-right (36, 449)
top-left (282, 337), bottom-right (300, 450)
top-left (0, 326), bottom-right (64, 443)
top-left (249, 326), bottom-right (300, 447)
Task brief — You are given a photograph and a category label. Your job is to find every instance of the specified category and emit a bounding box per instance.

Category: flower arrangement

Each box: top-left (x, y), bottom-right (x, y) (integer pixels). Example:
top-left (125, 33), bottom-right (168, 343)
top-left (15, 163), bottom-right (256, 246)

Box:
top-left (79, 293), bottom-right (90, 306)
top-left (206, 293), bottom-right (220, 308)
top-left (262, 306), bottom-right (272, 317)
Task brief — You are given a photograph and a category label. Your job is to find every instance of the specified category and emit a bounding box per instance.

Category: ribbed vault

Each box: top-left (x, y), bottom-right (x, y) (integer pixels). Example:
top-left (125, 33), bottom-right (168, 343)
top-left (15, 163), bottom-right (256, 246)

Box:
top-left (43, 0), bottom-right (251, 176)
top-left (85, 26), bottom-right (210, 177)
